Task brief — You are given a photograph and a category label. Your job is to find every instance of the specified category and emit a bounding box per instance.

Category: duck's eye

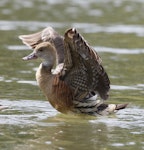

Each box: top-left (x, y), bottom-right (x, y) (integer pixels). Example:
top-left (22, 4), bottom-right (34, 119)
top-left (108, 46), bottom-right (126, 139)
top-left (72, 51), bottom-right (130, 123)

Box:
top-left (39, 48), bottom-right (43, 52)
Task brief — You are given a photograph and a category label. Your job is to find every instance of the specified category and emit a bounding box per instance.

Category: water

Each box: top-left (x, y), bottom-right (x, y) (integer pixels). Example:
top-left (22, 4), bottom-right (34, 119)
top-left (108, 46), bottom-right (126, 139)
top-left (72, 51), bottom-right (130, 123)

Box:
top-left (0, 0), bottom-right (144, 150)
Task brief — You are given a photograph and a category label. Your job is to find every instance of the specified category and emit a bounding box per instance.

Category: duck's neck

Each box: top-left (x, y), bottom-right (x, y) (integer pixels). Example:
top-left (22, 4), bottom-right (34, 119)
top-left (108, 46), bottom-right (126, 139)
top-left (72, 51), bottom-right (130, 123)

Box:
top-left (36, 50), bottom-right (58, 95)
top-left (42, 60), bottom-right (54, 69)
top-left (41, 50), bottom-right (58, 71)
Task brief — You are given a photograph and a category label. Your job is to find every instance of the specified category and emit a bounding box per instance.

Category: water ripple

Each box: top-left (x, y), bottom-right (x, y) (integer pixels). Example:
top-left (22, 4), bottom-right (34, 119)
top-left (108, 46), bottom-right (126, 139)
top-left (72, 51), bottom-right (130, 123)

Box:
top-left (94, 46), bottom-right (144, 54)
top-left (111, 85), bottom-right (140, 90)
top-left (7, 44), bottom-right (144, 55)
top-left (1, 99), bottom-right (144, 131)
top-left (1, 20), bottom-right (144, 37)
top-left (17, 80), bottom-right (37, 86)
top-left (0, 20), bottom-right (64, 31)
top-left (0, 99), bottom-right (58, 126)
top-left (82, 24), bottom-right (144, 37)
top-left (90, 107), bottom-right (144, 130)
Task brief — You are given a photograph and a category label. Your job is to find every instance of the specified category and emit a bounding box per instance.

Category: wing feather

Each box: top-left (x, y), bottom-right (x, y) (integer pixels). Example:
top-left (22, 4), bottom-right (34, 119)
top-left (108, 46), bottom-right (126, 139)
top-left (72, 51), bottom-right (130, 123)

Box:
top-left (61, 28), bottom-right (110, 100)
top-left (19, 27), bottom-right (64, 63)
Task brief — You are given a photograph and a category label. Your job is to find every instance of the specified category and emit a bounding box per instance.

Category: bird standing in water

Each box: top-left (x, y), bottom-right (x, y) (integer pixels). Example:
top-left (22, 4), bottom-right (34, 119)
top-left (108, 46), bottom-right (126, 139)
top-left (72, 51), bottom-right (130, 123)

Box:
top-left (19, 27), bottom-right (127, 116)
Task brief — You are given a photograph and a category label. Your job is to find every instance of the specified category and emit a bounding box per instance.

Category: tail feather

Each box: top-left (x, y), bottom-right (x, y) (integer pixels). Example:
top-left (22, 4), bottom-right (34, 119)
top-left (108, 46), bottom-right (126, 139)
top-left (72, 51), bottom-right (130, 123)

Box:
top-left (115, 103), bottom-right (128, 110)
top-left (73, 101), bottom-right (128, 116)
top-left (99, 103), bottom-right (128, 115)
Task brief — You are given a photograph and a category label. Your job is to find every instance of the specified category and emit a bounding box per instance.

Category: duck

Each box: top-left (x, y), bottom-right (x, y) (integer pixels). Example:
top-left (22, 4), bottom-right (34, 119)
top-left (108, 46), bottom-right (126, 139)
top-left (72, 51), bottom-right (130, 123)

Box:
top-left (19, 27), bottom-right (127, 116)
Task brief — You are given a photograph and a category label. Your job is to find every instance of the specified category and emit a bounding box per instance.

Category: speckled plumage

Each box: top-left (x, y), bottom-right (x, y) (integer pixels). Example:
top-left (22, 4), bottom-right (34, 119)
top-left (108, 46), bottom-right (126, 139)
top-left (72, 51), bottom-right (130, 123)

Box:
top-left (19, 27), bottom-right (127, 116)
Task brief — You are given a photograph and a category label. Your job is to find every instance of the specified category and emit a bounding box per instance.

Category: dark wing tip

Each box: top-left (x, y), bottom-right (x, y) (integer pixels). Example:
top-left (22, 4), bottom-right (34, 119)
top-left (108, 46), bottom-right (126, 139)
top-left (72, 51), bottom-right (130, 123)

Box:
top-left (64, 28), bottom-right (77, 39)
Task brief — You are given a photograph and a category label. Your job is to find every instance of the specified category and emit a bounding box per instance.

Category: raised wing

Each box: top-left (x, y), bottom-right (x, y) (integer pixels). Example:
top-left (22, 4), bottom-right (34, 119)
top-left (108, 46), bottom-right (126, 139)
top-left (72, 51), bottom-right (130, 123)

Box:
top-left (19, 27), bottom-right (64, 63)
top-left (60, 28), bottom-right (110, 100)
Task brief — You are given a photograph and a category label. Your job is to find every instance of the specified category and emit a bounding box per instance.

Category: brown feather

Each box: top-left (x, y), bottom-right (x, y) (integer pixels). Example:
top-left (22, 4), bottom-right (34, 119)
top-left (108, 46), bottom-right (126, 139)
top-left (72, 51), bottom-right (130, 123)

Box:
top-left (36, 63), bottom-right (73, 113)
top-left (20, 27), bottom-right (127, 116)
top-left (61, 28), bottom-right (110, 100)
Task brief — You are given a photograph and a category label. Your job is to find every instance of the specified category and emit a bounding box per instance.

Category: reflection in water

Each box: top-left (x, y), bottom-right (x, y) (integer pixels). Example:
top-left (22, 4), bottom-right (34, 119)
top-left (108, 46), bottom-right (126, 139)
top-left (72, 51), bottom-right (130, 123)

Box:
top-left (0, 99), bottom-right (144, 150)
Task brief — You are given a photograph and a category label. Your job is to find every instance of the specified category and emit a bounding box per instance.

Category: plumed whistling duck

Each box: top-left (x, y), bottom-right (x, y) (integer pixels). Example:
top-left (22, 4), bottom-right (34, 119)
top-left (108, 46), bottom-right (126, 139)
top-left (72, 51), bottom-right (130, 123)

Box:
top-left (19, 27), bottom-right (127, 116)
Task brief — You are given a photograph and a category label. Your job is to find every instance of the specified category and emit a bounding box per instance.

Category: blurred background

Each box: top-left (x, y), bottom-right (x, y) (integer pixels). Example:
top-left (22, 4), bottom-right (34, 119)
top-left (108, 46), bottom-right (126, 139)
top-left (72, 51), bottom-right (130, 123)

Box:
top-left (0, 0), bottom-right (144, 150)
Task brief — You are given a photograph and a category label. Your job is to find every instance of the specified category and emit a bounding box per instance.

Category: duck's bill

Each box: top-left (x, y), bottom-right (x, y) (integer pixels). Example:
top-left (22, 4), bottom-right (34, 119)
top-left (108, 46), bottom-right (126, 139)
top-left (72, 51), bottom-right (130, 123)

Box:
top-left (22, 52), bottom-right (38, 61)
